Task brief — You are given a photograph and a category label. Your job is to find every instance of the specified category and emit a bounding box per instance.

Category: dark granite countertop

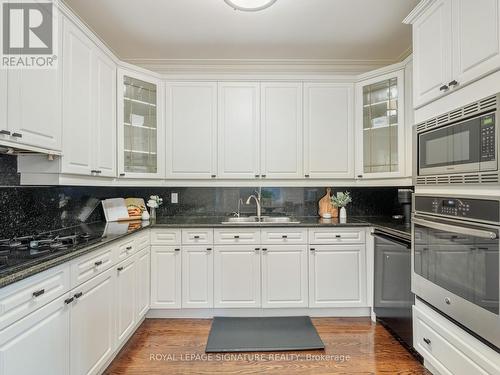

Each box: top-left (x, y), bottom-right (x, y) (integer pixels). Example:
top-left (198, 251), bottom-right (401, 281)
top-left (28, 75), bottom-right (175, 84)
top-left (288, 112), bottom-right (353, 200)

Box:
top-left (0, 216), bottom-right (410, 289)
top-left (0, 221), bottom-right (151, 289)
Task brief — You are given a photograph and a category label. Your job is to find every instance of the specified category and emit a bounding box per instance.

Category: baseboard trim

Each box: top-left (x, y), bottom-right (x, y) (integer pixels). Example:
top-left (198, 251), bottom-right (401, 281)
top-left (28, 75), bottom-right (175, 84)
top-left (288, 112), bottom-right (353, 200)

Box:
top-left (146, 307), bottom-right (371, 319)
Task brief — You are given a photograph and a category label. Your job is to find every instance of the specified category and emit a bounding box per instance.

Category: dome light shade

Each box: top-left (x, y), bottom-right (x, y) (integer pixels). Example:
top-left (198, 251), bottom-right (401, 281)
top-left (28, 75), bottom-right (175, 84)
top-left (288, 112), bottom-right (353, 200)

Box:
top-left (224, 0), bottom-right (278, 12)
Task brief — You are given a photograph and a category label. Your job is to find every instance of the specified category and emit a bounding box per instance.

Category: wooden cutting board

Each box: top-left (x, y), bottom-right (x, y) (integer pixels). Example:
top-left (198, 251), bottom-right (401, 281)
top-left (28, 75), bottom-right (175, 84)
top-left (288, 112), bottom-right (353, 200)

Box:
top-left (318, 188), bottom-right (338, 218)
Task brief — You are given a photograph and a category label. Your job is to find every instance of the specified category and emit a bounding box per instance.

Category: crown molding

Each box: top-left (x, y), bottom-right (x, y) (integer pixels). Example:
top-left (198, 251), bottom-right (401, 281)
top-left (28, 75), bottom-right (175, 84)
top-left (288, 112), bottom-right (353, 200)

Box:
top-left (122, 58), bottom-right (399, 76)
top-left (403, 0), bottom-right (436, 24)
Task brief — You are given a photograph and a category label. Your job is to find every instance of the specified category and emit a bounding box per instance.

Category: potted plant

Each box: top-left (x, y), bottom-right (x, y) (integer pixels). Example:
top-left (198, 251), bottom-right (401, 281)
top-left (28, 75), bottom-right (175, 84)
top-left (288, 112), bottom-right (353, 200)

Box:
top-left (331, 191), bottom-right (352, 222)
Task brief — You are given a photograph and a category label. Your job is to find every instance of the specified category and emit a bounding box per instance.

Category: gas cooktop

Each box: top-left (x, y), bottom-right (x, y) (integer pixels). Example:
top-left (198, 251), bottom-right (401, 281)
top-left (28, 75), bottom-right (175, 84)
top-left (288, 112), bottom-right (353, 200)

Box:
top-left (0, 228), bottom-right (105, 274)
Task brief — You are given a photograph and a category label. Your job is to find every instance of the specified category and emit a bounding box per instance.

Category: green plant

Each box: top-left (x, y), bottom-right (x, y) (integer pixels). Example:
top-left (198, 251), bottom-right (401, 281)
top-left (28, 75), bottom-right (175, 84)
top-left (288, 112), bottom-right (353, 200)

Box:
top-left (331, 191), bottom-right (352, 208)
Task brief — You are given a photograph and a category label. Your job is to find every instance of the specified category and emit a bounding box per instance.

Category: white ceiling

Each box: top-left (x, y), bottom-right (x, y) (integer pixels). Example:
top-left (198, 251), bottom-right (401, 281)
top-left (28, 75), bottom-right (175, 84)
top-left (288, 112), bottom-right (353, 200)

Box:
top-left (63, 0), bottom-right (418, 63)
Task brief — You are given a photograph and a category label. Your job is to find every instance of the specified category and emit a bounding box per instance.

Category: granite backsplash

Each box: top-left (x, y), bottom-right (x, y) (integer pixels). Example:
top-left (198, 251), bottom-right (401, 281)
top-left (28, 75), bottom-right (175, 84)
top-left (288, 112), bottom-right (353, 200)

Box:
top-left (0, 155), bottom-right (412, 238)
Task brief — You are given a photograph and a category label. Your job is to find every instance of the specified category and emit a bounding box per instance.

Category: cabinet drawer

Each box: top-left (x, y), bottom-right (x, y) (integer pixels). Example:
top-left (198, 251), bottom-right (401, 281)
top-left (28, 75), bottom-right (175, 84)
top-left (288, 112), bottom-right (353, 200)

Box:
top-left (413, 301), bottom-right (500, 375)
top-left (150, 229), bottom-right (181, 245)
top-left (0, 264), bottom-right (70, 331)
top-left (182, 229), bottom-right (213, 245)
top-left (308, 228), bottom-right (365, 244)
top-left (71, 245), bottom-right (114, 288)
top-left (116, 238), bottom-right (136, 262)
top-left (134, 230), bottom-right (150, 250)
top-left (261, 228), bottom-right (307, 244)
top-left (214, 229), bottom-right (260, 245)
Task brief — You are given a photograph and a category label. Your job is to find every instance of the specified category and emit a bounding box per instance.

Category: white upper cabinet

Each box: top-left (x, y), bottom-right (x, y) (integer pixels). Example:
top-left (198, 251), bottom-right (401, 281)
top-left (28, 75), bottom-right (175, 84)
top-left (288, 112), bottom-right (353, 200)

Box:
top-left (260, 82), bottom-right (303, 179)
top-left (409, 0), bottom-right (500, 108)
top-left (62, 17), bottom-right (95, 175)
top-left (62, 18), bottom-right (117, 177)
top-left (5, 6), bottom-right (62, 152)
top-left (93, 50), bottom-right (116, 178)
top-left (118, 69), bottom-right (164, 179)
top-left (412, 0), bottom-right (452, 108)
top-left (356, 69), bottom-right (406, 179)
top-left (218, 82), bottom-right (260, 179)
top-left (304, 83), bottom-right (354, 179)
top-left (166, 82), bottom-right (217, 179)
top-left (0, 68), bottom-right (7, 138)
top-left (452, 0), bottom-right (500, 86)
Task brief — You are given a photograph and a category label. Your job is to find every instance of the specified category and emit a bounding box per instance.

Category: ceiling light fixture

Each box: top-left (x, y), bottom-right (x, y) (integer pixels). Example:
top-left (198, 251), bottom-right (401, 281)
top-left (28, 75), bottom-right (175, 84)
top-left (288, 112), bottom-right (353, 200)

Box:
top-left (224, 0), bottom-right (278, 12)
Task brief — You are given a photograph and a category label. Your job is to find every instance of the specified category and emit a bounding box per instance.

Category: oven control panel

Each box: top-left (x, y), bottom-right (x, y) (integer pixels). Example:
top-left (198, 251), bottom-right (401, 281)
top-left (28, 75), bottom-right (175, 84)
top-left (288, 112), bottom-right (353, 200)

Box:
top-left (415, 195), bottom-right (500, 223)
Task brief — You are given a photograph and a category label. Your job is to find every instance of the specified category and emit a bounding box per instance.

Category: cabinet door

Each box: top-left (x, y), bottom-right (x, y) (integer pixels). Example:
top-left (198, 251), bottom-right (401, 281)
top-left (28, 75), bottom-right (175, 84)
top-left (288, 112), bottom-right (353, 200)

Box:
top-left (62, 18), bottom-right (94, 175)
top-left (6, 7), bottom-right (61, 151)
top-left (304, 83), bottom-right (354, 179)
top-left (412, 0), bottom-right (452, 107)
top-left (93, 50), bottom-right (116, 177)
top-left (356, 70), bottom-right (405, 179)
top-left (452, 0), bottom-right (500, 86)
top-left (166, 82), bottom-right (217, 179)
top-left (150, 246), bottom-right (181, 309)
top-left (218, 82), bottom-right (260, 179)
top-left (309, 245), bottom-right (366, 307)
top-left (261, 82), bottom-right (303, 179)
top-left (70, 269), bottom-right (114, 375)
top-left (0, 294), bottom-right (70, 375)
top-left (0, 68), bottom-right (7, 135)
top-left (262, 245), bottom-right (308, 308)
top-left (118, 69), bottom-right (165, 179)
top-left (136, 248), bottom-right (150, 318)
top-left (214, 246), bottom-right (261, 308)
top-left (182, 246), bottom-right (213, 308)
top-left (115, 256), bottom-right (136, 346)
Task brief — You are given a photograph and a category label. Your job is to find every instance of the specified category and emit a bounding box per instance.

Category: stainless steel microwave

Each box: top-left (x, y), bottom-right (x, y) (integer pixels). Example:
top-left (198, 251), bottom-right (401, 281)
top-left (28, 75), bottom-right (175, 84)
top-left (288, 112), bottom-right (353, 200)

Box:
top-left (414, 94), bottom-right (499, 185)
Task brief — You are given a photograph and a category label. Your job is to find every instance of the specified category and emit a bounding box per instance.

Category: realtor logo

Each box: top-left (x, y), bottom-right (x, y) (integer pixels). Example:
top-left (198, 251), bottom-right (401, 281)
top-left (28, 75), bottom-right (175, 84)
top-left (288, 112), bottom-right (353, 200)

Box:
top-left (1, 0), bottom-right (58, 69)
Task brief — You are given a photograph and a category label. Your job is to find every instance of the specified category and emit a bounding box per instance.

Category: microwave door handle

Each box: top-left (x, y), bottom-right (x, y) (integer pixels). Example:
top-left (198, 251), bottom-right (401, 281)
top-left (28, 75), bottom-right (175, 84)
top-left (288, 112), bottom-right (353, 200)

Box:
top-left (413, 218), bottom-right (498, 240)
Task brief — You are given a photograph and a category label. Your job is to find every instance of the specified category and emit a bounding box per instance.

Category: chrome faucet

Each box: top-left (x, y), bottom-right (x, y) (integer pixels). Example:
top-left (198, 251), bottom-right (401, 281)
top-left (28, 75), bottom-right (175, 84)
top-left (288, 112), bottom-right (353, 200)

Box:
top-left (246, 190), bottom-right (261, 221)
top-left (231, 198), bottom-right (244, 218)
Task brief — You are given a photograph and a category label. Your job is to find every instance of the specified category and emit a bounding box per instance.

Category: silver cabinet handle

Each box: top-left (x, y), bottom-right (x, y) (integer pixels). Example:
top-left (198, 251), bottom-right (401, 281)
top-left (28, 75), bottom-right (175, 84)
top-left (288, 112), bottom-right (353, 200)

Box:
top-left (413, 217), bottom-right (497, 240)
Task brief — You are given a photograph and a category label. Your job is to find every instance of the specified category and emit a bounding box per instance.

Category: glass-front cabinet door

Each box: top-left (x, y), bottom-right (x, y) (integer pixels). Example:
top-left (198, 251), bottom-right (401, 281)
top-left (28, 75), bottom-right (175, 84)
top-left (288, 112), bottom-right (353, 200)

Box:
top-left (356, 70), bottom-right (405, 179)
top-left (117, 69), bottom-right (164, 178)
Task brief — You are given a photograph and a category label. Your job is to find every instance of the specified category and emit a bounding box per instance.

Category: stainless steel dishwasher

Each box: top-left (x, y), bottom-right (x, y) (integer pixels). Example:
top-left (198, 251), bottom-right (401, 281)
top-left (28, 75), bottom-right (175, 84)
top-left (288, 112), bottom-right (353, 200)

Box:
top-left (372, 228), bottom-right (414, 350)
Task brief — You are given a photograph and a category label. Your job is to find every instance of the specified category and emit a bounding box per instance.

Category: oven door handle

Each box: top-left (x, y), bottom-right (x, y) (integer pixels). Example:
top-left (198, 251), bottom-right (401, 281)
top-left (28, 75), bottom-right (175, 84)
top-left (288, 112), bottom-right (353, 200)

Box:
top-left (413, 218), bottom-right (498, 240)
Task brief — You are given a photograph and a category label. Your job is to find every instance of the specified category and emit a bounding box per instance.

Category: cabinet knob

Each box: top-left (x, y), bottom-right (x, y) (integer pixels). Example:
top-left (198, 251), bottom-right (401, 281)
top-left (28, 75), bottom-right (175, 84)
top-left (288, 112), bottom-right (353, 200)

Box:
top-left (448, 80), bottom-right (459, 87)
top-left (357, 175), bottom-right (363, 178)
top-left (0, 130), bottom-right (10, 135)
top-left (211, 175), bottom-right (217, 178)
top-left (254, 248), bottom-right (260, 251)
top-left (11, 132), bottom-right (22, 138)
top-left (423, 338), bottom-right (431, 345)
top-left (119, 173), bottom-right (126, 177)
top-left (282, 235), bottom-right (288, 239)
top-left (194, 235), bottom-right (200, 239)
top-left (174, 248), bottom-right (181, 252)
top-left (117, 266), bottom-right (124, 271)
top-left (335, 234), bottom-right (341, 238)
top-left (32, 289), bottom-right (45, 298)
top-left (261, 174), bottom-right (267, 178)
top-left (206, 248), bottom-right (212, 251)
top-left (234, 235), bottom-right (240, 239)
top-left (305, 174), bottom-right (310, 178)
top-left (74, 292), bottom-right (83, 299)
top-left (255, 174), bottom-right (260, 178)
top-left (439, 84), bottom-right (449, 92)
top-left (310, 248), bottom-right (315, 251)
top-left (126, 246), bottom-right (132, 250)
top-left (94, 260), bottom-right (103, 266)
top-left (262, 248), bottom-right (268, 251)
top-left (64, 297), bottom-right (74, 305)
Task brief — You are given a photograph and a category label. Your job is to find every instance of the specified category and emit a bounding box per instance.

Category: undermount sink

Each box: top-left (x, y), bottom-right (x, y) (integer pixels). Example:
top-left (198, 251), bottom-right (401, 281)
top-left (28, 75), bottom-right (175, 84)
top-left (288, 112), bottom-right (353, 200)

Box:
top-left (221, 216), bottom-right (300, 224)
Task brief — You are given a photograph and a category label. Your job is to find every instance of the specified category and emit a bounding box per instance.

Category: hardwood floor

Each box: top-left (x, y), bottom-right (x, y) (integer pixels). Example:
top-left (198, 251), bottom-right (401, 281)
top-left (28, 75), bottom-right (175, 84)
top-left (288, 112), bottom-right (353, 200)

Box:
top-left (104, 318), bottom-right (430, 375)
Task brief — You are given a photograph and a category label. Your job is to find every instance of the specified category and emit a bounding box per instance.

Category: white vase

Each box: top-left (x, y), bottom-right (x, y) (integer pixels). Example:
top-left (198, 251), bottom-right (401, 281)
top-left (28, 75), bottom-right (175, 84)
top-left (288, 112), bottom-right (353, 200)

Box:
top-left (339, 207), bottom-right (347, 222)
top-left (141, 210), bottom-right (150, 221)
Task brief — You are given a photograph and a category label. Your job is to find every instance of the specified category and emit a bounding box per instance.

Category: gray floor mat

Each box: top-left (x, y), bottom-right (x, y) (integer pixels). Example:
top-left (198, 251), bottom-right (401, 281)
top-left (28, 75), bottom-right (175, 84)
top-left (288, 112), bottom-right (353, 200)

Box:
top-left (205, 316), bottom-right (325, 352)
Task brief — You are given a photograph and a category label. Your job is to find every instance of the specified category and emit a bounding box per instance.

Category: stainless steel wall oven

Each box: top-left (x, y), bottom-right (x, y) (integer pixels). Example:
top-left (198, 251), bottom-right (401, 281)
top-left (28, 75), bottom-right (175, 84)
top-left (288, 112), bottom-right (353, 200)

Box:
top-left (412, 194), bottom-right (500, 350)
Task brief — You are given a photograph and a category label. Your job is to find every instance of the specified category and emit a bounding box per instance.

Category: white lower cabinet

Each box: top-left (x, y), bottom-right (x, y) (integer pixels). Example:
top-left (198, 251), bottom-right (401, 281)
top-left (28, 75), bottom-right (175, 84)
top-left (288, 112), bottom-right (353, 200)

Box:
top-left (308, 244), bottom-right (367, 307)
top-left (414, 299), bottom-right (500, 375)
top-left (70, 268), bottom-right (115, 375)
top-left (0, 294), bottom-right (70, 375)
top-left (182, 246), bottom-right (214, 308)
top-left (150, 245), bottom-right (182, 309)
top-left (115, 256), bottom-right (137, 346)
top-left (136, 248), bottom-right (151, 318)
top-left (214, 246), bottom-right (261, 308)
top-left (261, 245), bottom-right (308, 308)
